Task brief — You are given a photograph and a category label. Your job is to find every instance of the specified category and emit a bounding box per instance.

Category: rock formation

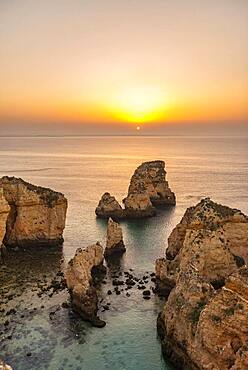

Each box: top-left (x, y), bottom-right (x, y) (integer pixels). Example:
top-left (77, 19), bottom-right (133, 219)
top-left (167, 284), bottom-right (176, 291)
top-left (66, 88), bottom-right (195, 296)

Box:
top-left (156, 198), bottom-right (248, 369)
top-left (0, 176), bottom-right (67, 249)
top-left (105, 218), bottom-right (126, 257)
top-left (95, 192), bottom-right (125, 219)
top-left (0, 188), bottom-right (10, 255)
top-left (66, 242), bottom-right (106, 327)
top-left (0, 359), bottom-right (12, 370)
top-left (96, 160), bottom-right (175, 219)
top-left (125, 160), bottom-right (176, 206)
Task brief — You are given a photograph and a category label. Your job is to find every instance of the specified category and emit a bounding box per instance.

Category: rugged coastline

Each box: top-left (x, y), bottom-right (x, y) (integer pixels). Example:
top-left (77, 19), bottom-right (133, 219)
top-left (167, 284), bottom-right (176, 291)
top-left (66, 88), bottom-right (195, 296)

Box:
top-left (156, 198), bottom-right (248, 369)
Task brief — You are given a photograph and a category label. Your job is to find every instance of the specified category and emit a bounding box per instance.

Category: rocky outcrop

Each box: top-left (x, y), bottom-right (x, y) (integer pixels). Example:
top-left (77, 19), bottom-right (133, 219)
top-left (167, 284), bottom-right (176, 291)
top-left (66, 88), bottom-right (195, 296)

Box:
top-left (95, 192), bottom-right (124, 219)
top-left (96, 161), bottom-right (175, 219)
top-left (0, 188), bottom-right (10, 254)
top-left (125, 160), bottom-right (176, 206)
top-left (0, 176), bottom-right (67, 248)
top-left (104, 218), bottom-right (126, 257)
top-left (66, 243), bottom-right (106, 327)
top-left (0, 359), bottom-right (12, 370)
top-left (156, 198), bottom-right (248, 369)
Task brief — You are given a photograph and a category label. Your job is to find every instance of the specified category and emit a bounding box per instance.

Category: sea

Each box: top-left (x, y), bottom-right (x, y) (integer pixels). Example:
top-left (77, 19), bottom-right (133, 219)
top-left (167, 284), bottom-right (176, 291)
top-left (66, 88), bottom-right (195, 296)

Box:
top-left (0, 135), bottom-right (247, 370)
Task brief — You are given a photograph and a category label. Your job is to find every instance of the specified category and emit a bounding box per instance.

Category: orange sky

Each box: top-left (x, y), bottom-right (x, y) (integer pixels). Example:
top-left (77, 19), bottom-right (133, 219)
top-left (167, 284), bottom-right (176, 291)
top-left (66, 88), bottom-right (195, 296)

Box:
top-left (0, 0), bottom-right (247, 133)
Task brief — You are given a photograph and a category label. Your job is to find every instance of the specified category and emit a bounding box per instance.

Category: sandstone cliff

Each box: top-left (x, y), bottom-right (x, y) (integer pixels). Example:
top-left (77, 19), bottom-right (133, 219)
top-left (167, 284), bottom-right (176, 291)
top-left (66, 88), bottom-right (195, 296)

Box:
top-left (66, 243), bottom-right (106, 327)
top-left (105, 218), bottom-right (126, 257)
top-left (125, 160), bottom-right (176, 206)
top-left (156, 198), bottom-right (248, 370)
top-left (0, 188), bottom-right (10, 253)
top-left (96, 160), bottom-right (175, 219)
top-left (0, 176), bottom-right (67, 248)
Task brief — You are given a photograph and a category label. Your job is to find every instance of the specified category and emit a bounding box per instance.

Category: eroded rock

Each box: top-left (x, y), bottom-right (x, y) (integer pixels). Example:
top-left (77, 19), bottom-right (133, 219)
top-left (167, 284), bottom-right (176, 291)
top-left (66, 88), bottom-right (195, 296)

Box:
top-left (156, 199), bottom-right (248, 369)
top-left (0, 188), bottom-right (10, 256)
top-left (125, 160), bottom-right (176, 206)
top-left (96, 161), bottom-right (175, 219)
top-left (66, 243), bottom-right (106, 326)
top-left (104, 218), bottom-right (126, 257)
top-left (0, 176), bottom-right (67, 248)
top-left (95, 192), bottom-right (124, 219)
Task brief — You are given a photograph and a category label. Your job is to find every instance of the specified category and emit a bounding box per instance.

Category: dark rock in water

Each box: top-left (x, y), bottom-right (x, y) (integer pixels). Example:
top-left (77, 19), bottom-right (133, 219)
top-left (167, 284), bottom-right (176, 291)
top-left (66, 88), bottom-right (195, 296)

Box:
top-left (143, 290), bottom-right (151, 296)
top-left (92, 318), bottom-right (106, 328)
top-left (112, 279), bottom-right (124, 286)
top-left (61, 302), bottom-right (69, 309)
top-left (125, 278), bottom-right (135, 286)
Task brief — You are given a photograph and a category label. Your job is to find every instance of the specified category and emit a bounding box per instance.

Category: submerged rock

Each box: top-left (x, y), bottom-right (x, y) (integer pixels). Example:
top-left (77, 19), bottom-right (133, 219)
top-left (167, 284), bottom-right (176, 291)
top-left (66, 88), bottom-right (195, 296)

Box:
top-left (66, 243), bottom-right (106, 326)
top-left (156, 198), bottom-right (248, 369)
top-left (0, 176), bottom-right (67, 249)
top-left (96, 160), bottom-right (175, 219)
top-left (104, 218), bottom-right (126, 257)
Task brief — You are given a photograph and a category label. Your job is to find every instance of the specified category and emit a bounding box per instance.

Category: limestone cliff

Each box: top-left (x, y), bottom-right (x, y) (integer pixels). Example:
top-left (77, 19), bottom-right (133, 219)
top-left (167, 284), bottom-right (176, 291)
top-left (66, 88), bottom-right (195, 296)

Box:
top-left (66, 243), bottom-right (106, 327)
top-left (156, 199), bottom-right (248, 370)
top-left (0, 188), bottom-right (10, 252)
top-left (0, 176), bottom-right (67, 248)
top-left (96, 160), bottom-right (175, 219)
top-left (104, 218), bottom-right (126, 257)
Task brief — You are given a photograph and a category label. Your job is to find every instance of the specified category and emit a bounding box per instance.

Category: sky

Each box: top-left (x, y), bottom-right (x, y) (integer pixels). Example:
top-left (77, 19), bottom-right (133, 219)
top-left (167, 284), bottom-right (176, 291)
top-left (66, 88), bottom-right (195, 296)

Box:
top-left (0, 0), bottom-right (248, 135)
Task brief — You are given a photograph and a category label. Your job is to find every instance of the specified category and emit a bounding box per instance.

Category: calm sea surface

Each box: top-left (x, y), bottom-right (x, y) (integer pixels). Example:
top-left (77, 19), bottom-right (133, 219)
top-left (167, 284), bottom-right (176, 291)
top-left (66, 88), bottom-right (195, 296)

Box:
top-left (0, 136), bottom-right (247, 370)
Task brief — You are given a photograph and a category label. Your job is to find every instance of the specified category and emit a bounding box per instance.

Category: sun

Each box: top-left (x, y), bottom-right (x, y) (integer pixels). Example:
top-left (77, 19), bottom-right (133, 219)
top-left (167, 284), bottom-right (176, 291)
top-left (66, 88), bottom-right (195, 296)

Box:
top-left (111, 85), bottom-right (166, 123)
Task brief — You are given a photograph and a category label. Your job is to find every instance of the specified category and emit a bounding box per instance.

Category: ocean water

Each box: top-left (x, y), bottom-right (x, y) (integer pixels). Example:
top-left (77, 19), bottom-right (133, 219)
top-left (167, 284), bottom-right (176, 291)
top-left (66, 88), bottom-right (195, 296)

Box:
top-left (0, 135), bottom-right (247, 370)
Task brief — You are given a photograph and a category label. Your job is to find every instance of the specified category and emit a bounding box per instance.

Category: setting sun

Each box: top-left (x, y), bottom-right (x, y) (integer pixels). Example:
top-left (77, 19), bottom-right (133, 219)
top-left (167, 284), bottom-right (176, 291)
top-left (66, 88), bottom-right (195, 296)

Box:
top-left (109, 86), bottom-right (167, 123)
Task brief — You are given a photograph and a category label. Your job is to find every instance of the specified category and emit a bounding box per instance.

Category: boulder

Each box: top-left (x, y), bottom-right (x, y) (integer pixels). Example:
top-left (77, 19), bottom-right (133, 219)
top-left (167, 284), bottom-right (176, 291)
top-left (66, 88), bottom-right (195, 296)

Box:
top-left (0, 176), bottom-right (67, 248)
top-left (96, 160), bottom-right (175, 219)
top-left (156, 199), bottom-right (248, 369)
top-left (104, 218), bottom-right (126, 257)
top-left (66, 243), bottom-right (106, 326)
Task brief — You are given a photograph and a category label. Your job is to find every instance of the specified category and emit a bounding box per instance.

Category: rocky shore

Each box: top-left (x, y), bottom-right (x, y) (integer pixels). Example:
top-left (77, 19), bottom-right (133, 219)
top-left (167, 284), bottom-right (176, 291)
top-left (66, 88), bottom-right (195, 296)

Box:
top-left (96, 160), bottom-right (175, 219)
top-left (156, 198), bottom-right (248, 369)
top-left (0, 177), bottom-right (67, 252)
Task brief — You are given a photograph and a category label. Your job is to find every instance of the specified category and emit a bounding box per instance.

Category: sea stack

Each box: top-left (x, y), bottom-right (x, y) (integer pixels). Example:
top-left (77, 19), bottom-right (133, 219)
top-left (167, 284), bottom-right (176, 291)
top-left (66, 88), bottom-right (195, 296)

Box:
top-left (156, 198), bottom-right (248, 369)
top-left (66, 243), bottom-right (106, 327)
top-left (95, 192), bottom-right (125, 219)
top-left (95, 160), bottom-right (175, 219)
top-left (0, 176), bottom-right (67, 249)
top-left (125, 160), bottom-right (176, 206)
top-left (104, 218), bottom-right (126, 257)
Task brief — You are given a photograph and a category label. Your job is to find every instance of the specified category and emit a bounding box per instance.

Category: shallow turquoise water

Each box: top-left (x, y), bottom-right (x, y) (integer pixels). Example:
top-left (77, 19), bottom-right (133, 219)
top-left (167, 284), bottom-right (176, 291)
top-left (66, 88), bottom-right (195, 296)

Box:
top-left (0, 136), bottom-right (247, 370)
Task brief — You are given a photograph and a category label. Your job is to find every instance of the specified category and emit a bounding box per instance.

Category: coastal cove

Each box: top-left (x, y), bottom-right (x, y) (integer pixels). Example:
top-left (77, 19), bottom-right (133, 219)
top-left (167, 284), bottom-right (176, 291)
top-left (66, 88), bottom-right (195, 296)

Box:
top-left (0, 135), bottom-right (248, 370)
